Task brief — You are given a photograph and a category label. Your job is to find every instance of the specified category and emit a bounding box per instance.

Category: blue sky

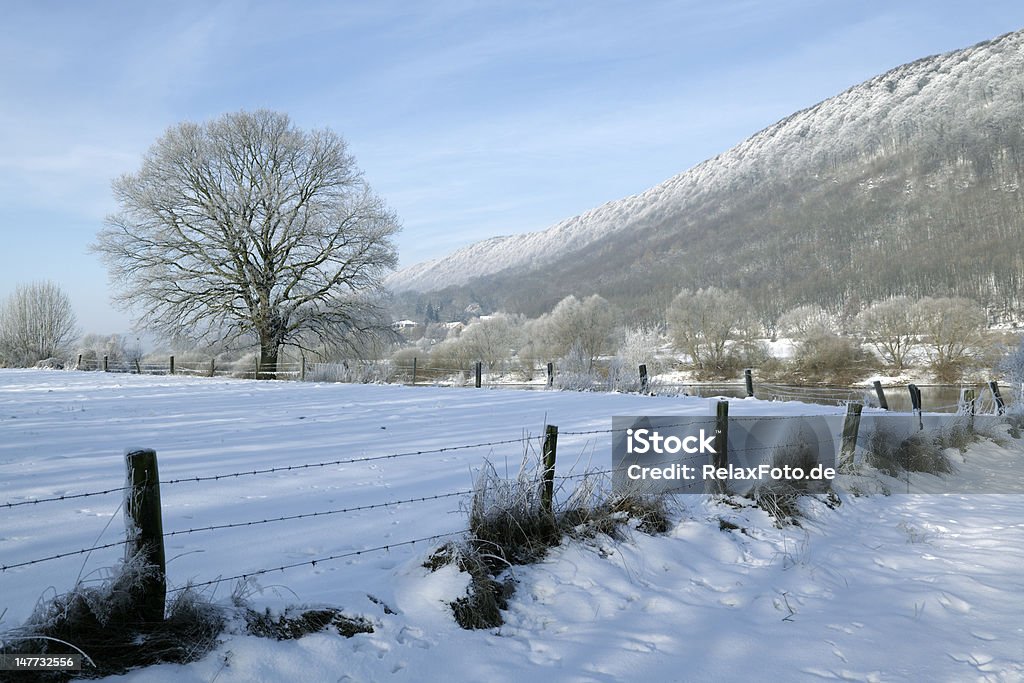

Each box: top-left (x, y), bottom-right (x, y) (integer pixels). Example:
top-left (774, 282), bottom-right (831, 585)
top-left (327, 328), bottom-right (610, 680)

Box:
top-left (2, 1), bottom-right (1023, 333)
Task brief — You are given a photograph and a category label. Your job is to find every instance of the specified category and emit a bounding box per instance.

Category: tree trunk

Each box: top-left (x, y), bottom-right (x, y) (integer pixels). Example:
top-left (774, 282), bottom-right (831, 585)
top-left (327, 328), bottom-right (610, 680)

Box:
top-left (259, 341), bottom-right (279, 380)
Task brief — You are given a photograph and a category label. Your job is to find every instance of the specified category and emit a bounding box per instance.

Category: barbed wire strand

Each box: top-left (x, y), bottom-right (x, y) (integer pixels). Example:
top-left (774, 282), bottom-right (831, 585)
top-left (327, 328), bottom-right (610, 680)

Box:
top-left (3, 403), bottom-right (968, 510)
top-left (160, 436), bottom-right (540, 486)
top-left (1, 540), bottom-right (129, 572)
top-left (163, 490), bottom-right (473, 538)
top-left (2, 491), bottom-right (476, 572)
top-left (167, 529), bottom-right (471, 594)
top-left (2, 486), bottom-right (130, 509)
top-left (1, 436), bottom-right (538, 509)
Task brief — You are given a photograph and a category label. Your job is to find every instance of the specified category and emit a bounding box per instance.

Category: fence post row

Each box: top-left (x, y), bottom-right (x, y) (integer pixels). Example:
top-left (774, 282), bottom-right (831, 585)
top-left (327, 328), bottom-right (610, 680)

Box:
top-left (124, 449), bottom-right (166, 623)
top-left (541, 425), bottom-right (558, 516)
top-left (639, 364), bottom-right (649, 394)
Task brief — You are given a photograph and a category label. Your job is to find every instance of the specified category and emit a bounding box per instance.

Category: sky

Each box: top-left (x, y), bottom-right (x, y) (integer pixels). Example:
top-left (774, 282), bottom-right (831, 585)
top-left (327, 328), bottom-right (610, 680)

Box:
top-left (2, 1), bottom-right (1023, 334)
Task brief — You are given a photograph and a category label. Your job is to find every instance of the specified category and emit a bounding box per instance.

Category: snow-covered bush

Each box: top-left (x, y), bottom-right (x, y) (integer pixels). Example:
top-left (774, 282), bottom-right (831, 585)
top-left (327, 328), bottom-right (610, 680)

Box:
top-left (997, 336), bottom-right (1024, 404)
top-left (526, 295), bottom-right (615, 373)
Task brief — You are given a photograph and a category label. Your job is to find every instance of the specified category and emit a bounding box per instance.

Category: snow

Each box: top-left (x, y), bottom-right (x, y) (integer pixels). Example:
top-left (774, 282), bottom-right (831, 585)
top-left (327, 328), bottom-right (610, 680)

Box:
top-left (1, 369), bottom-right (1023, 682)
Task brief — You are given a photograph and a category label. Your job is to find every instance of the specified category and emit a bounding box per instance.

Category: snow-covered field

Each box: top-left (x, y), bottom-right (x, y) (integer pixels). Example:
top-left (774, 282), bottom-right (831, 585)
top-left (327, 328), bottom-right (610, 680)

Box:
top-left (1, 370), bottom-right (1023, 682)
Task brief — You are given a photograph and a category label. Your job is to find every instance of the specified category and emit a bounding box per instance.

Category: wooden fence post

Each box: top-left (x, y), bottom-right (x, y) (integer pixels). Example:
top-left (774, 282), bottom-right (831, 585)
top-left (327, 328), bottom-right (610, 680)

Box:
top-left (124, 449), bottom-right (166, 623)
top-left (713, 401), bottom-right (729, 494)
top-left (209, 358), bottom-right (216, 377)
top-left (475, 361), bottom-right (482, 388)
top-left (300, 356), bottom-right (306, 381)
top-left (744, 368), bottom-right (754, 398)
top-left (546, 362), bottom-right (554, 388)
top-left (989, 381), bottom-right (1005, 415)
top-left (873, 381), bottom-right (888, 410)
top-left (169, 356), bottom-right (175, 375)
top-left (908, 384), bottom-right (922, 412)
top-left (541, 425), bottom-right (558, 516)
top-left (103, 355), bottom-right (109, 372)
top-left (411, 357), bottom-right (417, 385)
top-left (77, 354), bottom-right (82, 370)
top-left (639, 364), bottom-right (649, 394)
top-left (840, 403), bottom-right (862, 470)
top-left (908, 384), bottom-right (923, 430)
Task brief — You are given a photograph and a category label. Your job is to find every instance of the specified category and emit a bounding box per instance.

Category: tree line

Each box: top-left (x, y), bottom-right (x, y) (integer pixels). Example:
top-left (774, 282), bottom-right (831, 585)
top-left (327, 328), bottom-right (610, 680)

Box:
top-left (392, 288), bottom-right (1000, 385)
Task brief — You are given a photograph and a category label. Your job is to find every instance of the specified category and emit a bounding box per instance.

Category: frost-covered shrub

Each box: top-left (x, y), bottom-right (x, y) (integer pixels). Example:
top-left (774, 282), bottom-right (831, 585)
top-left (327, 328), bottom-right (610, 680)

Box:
top-left (554, 341), bottom-right (600, 390)
top-left (306, 359), bottom-right (394, 383)
top-left (997, 336), bottom-right (1024, 403)
top-left (608, 326), bottom-right (665, 391)
top-left (789, 333), bottom-right (870, 384)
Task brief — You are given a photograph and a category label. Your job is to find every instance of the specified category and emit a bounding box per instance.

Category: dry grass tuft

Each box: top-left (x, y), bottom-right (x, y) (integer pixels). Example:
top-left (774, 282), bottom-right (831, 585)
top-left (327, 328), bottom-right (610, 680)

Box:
top-left (430, 456), bottom-right (673, 630)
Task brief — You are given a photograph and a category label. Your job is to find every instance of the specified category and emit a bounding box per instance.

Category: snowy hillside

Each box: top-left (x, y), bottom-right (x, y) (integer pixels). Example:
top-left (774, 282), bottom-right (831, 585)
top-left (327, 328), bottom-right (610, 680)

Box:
top-left (2, 370), bottom-right (1023, 681)
top-left (388, 29), bottom-right (1024, 318)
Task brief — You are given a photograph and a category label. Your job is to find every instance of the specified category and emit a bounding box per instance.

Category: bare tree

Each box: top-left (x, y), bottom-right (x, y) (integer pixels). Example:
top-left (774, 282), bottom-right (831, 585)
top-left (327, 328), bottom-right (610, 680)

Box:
top-left (0, 281), bottom-right (78, 366)
top-left (526, 295), bottom-right (616, 372)
top-left (667, 287), bottom-right (752, 375)
top-left (916, 296), bottom-right (986, 379)
top-left (454, 314), bottom-right (524, 370)
top-left (853, 297), bottom-right (921, 371)
top-left (777, 304), bottom-right (835, 341)
top-left (93, 110), bottom-right (400, 377)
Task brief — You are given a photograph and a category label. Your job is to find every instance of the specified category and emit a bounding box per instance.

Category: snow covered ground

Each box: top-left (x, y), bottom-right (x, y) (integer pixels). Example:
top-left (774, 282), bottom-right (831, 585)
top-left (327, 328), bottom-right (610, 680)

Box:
top-left (1, 370), bottom-right (1022, 682)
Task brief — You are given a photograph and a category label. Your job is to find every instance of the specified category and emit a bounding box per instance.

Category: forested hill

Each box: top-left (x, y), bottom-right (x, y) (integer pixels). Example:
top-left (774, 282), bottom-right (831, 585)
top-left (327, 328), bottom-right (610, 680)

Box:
top-left (388, 29), bottom-right (1024, 325)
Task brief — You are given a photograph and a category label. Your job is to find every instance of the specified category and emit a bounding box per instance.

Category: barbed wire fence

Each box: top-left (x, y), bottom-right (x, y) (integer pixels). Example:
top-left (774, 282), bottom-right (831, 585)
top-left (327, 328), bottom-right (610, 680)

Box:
top-left (66, 350), bottom-right (1017, 416)
top-left (1, 382), bottom-right (1012, 638)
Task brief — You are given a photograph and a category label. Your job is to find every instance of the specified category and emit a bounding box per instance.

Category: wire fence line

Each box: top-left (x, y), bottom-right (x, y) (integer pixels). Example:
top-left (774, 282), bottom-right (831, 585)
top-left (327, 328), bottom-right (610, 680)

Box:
top-left (0, 425), bottom-right (562, 575)
top-left (159, 436), bottom-right (542, 486)
top-left (0, 436), bottom-right (542, 510)
top-left (161, 489), bottom-right (474, 539)
top-left (0, 425), bottom-right (851, 572)
top-left (1, 539), bottom-right (131, 572)
top-left (1, 485), bottom-right (131, 509)
top-left (0, 389), bottom-right (980, 511)
top-left (0, 490), bottom-right (477, 572)
top-left (0, 392), bottom-right (999, 596)
top-left (67, 351), bottom-right (1013, 418)
top-left (165, 529), bottom-right (473, 595)
top-left (1, 414), bottom-right (839, 509)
